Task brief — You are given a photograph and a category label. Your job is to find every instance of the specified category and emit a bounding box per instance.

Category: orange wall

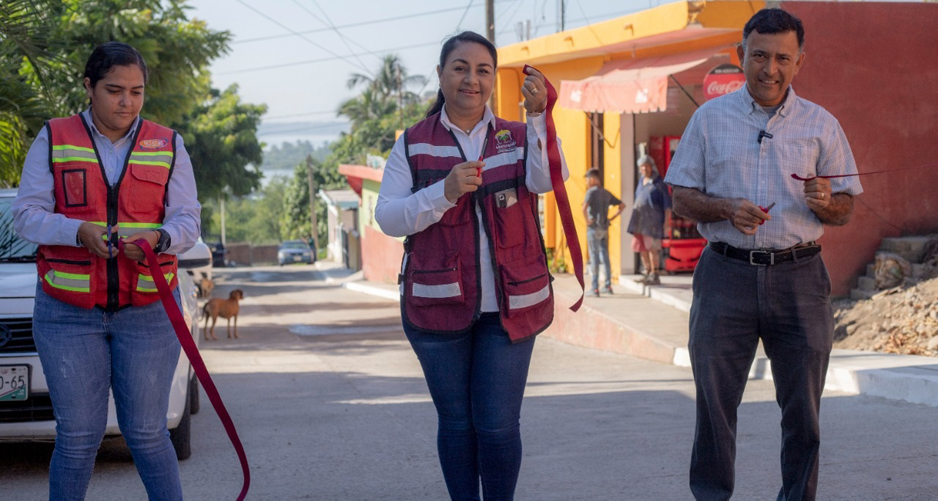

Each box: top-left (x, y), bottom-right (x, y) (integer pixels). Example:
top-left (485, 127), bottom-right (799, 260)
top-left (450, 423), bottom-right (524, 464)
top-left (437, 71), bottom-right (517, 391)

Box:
top-left (362, 225), bottom-right (404, 285)
top-left (782, 2), bottom-right (938, 295)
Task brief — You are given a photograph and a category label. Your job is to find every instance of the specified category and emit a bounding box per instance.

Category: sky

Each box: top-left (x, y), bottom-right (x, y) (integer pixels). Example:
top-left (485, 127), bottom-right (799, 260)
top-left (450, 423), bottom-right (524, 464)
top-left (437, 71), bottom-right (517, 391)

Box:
top-left (186, 0), bottom-right (664, 145)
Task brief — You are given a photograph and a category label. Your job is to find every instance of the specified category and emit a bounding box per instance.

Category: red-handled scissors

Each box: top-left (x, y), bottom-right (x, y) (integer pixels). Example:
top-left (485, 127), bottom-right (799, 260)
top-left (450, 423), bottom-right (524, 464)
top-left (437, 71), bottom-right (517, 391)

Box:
top-left (758, 202), bottom-right (775, 225)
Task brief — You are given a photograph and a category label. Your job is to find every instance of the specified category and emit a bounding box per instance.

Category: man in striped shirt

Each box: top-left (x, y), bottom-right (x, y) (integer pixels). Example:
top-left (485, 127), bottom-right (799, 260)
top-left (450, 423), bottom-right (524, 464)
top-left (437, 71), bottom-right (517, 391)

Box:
top-left (664, 9), bottom-right (862, 501)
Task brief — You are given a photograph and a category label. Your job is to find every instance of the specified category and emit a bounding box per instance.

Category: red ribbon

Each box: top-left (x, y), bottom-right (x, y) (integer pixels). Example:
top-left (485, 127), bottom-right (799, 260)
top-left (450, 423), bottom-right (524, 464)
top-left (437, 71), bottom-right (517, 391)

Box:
top-left (523, 65), bottom-right (584, 311)
top-left (124, 238), bottom-right (250, 501)
top-left (791, 163), bottom-right (938, 181)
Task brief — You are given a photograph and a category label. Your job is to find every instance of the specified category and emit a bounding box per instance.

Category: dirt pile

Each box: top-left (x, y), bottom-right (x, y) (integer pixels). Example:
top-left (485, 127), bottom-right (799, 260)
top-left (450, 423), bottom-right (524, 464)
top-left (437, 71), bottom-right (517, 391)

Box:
top-left (834, 241), bottom-right (938, 356)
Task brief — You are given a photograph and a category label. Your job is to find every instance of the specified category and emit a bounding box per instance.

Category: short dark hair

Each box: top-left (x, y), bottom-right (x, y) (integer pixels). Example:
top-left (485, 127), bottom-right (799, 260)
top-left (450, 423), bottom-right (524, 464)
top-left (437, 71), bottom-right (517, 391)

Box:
top-left (585, 168), bottom-right (601, 182)
top-left (426, 31), bottom-right (497, 118)
top-left (84, 42), bottom-right (148, 88)
top-left (743, 8), bottom-right (805, 49)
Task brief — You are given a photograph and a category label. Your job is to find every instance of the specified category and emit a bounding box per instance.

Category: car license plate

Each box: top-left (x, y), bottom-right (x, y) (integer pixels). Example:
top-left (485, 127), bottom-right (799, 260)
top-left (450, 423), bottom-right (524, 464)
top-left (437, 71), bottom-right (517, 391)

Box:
top-left (0, 365), bottom-right (28, 401)
top-left (293, 256), bottom-right (301, 261)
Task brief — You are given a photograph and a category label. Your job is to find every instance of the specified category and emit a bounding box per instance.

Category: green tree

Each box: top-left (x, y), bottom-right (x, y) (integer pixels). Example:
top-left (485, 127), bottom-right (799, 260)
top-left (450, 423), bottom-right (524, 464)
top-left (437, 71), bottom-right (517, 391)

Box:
top-left (279, 157), bottom-right (346, 246)
top-left (0, 0), bottom-right (62, 186)
top-left (177, 85), bottom-right (266, 201)
top-left (0, 0), bottom-right (233, 186)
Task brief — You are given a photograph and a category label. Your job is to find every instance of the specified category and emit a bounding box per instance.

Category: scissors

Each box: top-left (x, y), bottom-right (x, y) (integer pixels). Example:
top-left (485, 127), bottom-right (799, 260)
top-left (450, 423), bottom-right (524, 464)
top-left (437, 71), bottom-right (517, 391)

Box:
top-left (758, 202), bottom-right (775, 225)
top-left (477, 130), bottom-right (490, 178)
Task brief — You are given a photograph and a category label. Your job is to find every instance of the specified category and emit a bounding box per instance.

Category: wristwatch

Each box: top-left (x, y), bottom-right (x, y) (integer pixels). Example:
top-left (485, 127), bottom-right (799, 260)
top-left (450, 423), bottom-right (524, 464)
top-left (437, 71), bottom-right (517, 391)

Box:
top-left (154, 229), bottom-right (171, 253)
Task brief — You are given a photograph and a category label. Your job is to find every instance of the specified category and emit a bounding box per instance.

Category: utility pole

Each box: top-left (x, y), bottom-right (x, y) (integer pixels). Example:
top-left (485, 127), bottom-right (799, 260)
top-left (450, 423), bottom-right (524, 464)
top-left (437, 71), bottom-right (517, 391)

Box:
top-left (557, 0), bottom-right (566, 32)
top-left (306, 155), bottom-right (320, 252)
top-left (486, 0), bottom-right (497, 112)
top-left (486, 0), bottom-right (495, 44)
top-left (219, 196), bottom-right (226, 246)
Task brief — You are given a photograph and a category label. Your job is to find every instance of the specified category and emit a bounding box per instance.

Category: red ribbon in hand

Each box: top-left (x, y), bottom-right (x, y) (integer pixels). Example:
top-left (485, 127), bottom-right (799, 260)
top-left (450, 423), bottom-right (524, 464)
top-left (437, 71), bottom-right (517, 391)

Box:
top-left (124, 238), bottom-right (251, 501)
top-left (523, 64), bottom-right (585, 311)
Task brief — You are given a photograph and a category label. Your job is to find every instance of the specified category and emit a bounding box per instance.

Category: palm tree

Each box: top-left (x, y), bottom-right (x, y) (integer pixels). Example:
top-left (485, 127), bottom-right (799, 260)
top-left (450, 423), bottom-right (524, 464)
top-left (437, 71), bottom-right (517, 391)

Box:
top-left (346, 54), bottom-right (428, 127)
top-left (0, 0), bottom-right (63, 186)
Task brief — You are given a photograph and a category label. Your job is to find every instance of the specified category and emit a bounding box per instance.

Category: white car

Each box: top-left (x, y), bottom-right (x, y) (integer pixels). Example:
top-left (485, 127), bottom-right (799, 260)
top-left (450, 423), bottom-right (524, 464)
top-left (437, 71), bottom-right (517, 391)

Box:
top-left (178, 237), bottom-right (212, 284)
top-left (0, 188), bottom-right (200, 459)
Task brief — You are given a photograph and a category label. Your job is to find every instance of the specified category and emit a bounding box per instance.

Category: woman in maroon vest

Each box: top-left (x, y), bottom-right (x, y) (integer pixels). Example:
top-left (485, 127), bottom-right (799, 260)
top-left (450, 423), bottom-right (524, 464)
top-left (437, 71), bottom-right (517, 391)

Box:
top-left (376, 31), bottom-right (568, 500)
top-left (13, 42), bottom-right (200, 500)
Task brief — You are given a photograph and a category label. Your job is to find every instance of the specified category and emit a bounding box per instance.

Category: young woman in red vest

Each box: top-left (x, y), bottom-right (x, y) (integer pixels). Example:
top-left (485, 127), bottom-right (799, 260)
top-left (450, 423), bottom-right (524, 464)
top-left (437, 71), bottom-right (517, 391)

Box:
top-left (13, 42), bottom-right (200, 500)
top-left (376, 31), bottom-right (568, 500)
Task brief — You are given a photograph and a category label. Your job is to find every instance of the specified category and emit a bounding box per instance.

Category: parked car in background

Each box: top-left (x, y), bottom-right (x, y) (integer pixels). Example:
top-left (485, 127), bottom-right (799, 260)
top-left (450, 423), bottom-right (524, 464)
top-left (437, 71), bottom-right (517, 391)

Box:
top-left (0, 188), bottom-right (201, 459)
top-left (278, 239), bottom-right (315, 266)
top-left (211, 241), bottom-right (227, 268)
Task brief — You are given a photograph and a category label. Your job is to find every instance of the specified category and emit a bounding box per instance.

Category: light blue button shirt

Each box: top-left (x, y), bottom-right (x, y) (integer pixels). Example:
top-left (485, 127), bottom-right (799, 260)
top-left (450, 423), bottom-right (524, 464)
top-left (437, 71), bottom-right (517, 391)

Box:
top-left (12, 109), bottom-right (201, 255)
top-left (664, 87), bottom-right (863, 250)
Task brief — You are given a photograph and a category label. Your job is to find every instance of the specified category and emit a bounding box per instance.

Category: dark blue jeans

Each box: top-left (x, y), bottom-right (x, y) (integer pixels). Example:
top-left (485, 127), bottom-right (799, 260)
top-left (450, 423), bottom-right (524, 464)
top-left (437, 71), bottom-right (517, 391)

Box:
top-left (688, 247), bottom-right (833, 501)
top-left (404, 313), bottom-right (536, 501)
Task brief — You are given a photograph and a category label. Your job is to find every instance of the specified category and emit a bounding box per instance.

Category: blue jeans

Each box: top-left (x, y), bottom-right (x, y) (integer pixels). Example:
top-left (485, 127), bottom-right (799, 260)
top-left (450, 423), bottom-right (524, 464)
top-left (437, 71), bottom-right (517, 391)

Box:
top-left (587, 227), bottom-right (611, 290)
top-left (32, 284), bottom-right (183, 501)
top-left (404, 313), bottom-right (536, 501)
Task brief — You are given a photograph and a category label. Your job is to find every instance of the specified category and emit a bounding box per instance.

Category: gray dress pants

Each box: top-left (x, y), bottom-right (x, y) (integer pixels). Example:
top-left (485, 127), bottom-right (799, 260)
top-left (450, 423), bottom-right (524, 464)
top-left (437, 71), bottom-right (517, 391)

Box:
top-left (688, 246), bottom-right (834, 501)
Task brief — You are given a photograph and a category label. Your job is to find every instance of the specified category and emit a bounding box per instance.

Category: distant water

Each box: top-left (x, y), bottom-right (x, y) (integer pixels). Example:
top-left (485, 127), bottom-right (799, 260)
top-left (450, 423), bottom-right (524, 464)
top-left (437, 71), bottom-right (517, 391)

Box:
top-left (259, 133), bottom-right (338, 150)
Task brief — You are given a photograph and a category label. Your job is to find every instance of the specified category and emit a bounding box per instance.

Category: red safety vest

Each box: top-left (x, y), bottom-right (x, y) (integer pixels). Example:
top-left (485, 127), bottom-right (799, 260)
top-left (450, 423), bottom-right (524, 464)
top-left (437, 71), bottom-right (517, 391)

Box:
top-left (400, 113), bottom-right (553, 343)
top-left (37, 114), bottom-right (179, 310)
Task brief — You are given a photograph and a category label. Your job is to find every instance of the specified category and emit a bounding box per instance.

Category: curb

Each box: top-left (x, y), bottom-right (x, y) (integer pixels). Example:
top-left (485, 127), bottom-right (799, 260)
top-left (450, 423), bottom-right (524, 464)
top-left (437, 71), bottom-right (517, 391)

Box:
top-left (342, 271), bottom-right (938, 407)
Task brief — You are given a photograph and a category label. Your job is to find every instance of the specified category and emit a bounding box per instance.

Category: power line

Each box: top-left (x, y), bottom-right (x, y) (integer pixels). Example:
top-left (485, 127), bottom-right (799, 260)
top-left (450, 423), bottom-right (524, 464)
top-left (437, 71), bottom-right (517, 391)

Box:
top-left (233, 3), bottom-right (512, 45)
top-left (292, 0), bottom-right (374, 75)
top-left (217, 40), bottom-right (440, 75)
top-left (232, 0), bottom-right (372, 75)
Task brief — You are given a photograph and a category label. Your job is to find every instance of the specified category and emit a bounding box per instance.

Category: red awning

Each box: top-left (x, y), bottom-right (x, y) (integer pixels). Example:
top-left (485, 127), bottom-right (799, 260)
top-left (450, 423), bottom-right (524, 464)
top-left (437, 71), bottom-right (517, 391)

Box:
top-left (558, 46), bottom-right (731, 114)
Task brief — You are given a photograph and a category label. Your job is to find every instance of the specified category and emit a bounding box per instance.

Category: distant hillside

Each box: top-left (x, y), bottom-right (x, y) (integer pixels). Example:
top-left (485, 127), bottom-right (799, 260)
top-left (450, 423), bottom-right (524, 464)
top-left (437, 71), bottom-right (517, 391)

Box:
top-left (257, 120), bottom-right (349, 141)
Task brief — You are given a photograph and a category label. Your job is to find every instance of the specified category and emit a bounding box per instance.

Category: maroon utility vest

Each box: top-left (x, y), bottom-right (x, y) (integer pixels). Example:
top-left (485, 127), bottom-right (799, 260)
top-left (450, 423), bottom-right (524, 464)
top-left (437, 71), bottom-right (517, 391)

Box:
top-left (400, 113), bottom-right (553, 343)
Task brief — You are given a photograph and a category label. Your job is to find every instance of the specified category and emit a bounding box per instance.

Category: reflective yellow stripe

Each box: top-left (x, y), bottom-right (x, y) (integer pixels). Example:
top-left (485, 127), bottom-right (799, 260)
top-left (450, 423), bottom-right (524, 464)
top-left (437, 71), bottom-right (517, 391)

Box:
top-left (52, 145), bottom-right (95, 153)
top-left (136, 272), bottom-right (175, 292)
top-left (44, 270), bottom-right (91, 293)
top-left (129, 159), bottom-right (171, 169)
top-left (118, 222), bottom-right (162, 238)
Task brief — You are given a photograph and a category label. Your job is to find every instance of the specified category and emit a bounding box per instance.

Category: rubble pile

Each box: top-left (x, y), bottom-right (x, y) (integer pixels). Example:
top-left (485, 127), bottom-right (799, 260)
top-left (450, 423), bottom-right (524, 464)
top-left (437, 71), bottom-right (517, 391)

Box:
top-left (834, 239), bottom-right (938, 356)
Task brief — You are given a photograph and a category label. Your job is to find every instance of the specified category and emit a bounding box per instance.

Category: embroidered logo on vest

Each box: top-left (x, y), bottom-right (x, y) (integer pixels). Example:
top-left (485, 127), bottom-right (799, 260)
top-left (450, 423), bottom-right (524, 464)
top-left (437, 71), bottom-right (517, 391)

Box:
top-left (139, 138), bottom-right (169, 150)
top-left (495, 129), bottom-right (516, 154)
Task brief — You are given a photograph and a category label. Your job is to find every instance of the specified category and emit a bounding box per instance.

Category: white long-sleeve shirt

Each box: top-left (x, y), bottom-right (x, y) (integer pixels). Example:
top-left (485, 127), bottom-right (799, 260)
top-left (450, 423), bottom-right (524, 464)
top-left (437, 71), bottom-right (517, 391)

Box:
top-left (376, 105), bottom-right (568, 312)
top-left (13, 109), bottom-right (201, 255)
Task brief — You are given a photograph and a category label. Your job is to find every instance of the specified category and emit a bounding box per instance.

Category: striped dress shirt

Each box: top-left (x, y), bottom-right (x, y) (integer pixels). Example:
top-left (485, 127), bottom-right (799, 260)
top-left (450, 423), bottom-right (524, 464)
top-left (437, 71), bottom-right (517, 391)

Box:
top-left (664, 86), bottom-right (862, 250)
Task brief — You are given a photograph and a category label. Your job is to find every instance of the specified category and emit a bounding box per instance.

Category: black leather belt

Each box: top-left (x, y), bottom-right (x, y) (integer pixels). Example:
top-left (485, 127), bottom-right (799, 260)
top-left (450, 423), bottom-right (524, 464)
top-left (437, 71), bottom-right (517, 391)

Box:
top-left (709, 241), bottom-right (821, 266)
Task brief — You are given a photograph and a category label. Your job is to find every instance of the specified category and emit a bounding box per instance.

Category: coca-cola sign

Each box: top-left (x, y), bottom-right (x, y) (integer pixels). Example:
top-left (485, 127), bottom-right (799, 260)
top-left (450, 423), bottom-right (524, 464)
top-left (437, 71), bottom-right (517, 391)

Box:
top-left (703, 64), bottom-right (745, 101)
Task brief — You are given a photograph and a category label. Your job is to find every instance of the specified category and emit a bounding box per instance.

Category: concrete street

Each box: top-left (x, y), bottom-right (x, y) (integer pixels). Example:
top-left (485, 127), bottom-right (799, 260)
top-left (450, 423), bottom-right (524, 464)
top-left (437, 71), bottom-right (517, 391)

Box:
top-left (2, 264), bottom-right (937, 500)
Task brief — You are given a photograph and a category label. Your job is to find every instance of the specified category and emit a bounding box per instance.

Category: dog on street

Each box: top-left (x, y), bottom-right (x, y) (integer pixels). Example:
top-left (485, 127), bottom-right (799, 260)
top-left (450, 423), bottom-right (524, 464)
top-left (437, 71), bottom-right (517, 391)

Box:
top-left (202, 289), bottom-right (244, 340)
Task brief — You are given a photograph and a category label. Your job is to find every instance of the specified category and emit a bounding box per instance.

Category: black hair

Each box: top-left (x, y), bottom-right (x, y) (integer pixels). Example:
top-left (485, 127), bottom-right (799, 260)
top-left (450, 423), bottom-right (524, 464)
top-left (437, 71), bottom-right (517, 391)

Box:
top-left (425, 31), bottom-right (498, 118)
top-left (585, 168), bottom-right (602, 182)
top-left (743, 8), bottom-right (805, 49)
top-left (83, 41), bottom-right (149, 88)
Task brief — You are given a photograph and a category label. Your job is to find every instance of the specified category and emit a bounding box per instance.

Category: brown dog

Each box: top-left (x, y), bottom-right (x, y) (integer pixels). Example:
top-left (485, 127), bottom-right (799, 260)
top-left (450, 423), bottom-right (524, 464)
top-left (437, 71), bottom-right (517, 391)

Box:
top-left (197, 278), bottom-right (215, 298)
top-left (202, 289), bottom-right (244, 340)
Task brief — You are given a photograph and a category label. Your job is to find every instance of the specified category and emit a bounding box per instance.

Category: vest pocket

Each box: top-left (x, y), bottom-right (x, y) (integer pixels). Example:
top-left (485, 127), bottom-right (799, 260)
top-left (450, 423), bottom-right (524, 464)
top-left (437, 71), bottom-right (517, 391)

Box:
top-left (406, 252), bottom-right (464, 306)
top-left (39, 258), bottom-right (95, 309)
top-left (131, 259), bottom-right (176, 306)
top-left (500, 254), bottom-right (551, 317)
top-left (439, 199), bottom-right (471, 227)
top-left (493, 196), bottom-right (526, 249)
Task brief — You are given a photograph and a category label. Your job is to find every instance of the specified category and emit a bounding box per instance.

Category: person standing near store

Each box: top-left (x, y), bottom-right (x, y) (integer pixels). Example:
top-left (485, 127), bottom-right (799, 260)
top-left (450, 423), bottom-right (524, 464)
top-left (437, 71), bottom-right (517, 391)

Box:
top-left (664, 9), bottom-right (862, 501)
top-left (583, 168), bottom-right (625, 296)
top-left (13, 42), bottom-right (200, 500)
top-left (626, 155), bottom-right (672, 285)
top-left (375, 31), bottom-right (567, 500)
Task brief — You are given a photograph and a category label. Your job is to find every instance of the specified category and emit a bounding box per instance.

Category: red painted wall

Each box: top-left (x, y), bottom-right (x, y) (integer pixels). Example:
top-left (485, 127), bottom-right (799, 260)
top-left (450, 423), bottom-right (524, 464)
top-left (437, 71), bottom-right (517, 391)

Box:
top-left (362, 225), bottom-right (404, 284)
top-left (781, 2), bottom-right (938, 295)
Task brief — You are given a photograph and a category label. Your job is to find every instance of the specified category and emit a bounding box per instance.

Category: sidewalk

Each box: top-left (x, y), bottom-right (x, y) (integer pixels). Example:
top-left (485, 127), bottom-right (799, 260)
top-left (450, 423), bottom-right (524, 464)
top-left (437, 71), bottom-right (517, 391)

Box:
top-left (333, 260), bottom-right (938, 408)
